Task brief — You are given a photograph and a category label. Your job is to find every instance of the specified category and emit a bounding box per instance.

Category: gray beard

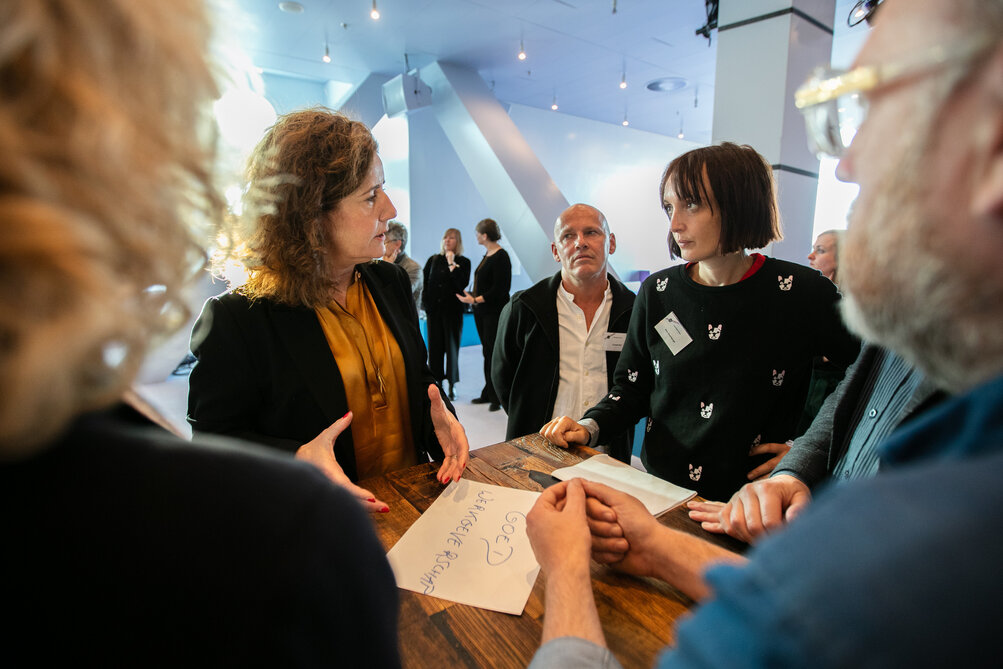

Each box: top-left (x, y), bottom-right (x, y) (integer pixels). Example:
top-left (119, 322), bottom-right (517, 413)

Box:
top-left (838, 82), bottom-right (1002, 394)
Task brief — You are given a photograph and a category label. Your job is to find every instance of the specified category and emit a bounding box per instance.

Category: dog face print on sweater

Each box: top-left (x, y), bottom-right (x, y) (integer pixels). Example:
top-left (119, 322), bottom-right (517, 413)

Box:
top-left (778, 275), bottom-right (793, 291)
top-left (627, 369), bottom-right (638, 382)
top-left (656, 277), bottom-right (668, 292)
top-left (707, 324), bottom-right (722, 340)
top-left (772, 369), bottom-right (785, 387)
top-left (700, 401), bottom-right (713, 419)
top-left (688, 464), bottom-right (703, 481)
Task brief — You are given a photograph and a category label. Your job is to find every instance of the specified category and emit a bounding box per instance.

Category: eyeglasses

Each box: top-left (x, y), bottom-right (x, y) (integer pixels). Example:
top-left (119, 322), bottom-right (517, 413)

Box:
top-left (794, 36), bottom-right (994, 159)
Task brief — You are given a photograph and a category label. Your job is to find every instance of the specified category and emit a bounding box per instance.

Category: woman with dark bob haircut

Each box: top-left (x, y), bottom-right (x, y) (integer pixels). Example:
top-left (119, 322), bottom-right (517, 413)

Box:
top-left (543, 143), bottom-right (859, 501)
top-left (188, 108), bottom-right (469, 511)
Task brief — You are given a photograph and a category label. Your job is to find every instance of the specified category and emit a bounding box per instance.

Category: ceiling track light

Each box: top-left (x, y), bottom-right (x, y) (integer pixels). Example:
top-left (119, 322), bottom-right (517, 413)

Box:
top-left (848, 0), bottom-right (882, 26)
top-left (619, 63), bottom-right (627, 89)
top-left (677, 112), bottom-right (684, 139)
top-left (622, 108), bottom-right (629, 127)
top-left (370, 0), bottom-right (380, 20)
top-left (551, 90), bottom-right (558, 111)
top-left (322, 42), bottom-right (331, 63)
top-left (518, 38), bottom-right (526, 61)
top-left (612, 0), bottom-right (617, 14)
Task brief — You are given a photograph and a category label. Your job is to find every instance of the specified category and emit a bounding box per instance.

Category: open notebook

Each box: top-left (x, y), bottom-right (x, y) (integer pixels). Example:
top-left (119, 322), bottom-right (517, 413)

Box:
top-left (551, 454), bottom-right (696, 516)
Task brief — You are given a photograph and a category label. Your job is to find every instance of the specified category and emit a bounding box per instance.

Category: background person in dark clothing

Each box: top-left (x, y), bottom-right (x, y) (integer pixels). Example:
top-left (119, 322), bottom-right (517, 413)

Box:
top-left (457, 218), bottom-right (511, 411)
top-left (422, 228), bottom-right (471, 399)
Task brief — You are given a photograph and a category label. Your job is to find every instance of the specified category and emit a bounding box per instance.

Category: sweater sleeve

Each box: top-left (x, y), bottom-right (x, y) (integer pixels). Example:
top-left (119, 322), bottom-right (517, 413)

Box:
top-left (811, 278), bottom-right (860, 369)
top-left (582, 282), bottom-right (653, 444)
top-left (772, 346), bottom-right (867, 487)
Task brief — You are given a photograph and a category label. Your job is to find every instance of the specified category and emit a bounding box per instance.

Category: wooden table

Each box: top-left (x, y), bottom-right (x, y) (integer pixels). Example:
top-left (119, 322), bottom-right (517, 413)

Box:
top-left (361, 433), bottom-right (746, 669)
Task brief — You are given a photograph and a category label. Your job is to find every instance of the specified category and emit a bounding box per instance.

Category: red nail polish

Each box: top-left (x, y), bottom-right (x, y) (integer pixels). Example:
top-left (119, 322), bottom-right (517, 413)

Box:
top-left (341, 412), bottom-right (350, 419)
top-left (379, 506), bottom-right (389, 513)
top-left (367, 497), bottom-right (376, 503)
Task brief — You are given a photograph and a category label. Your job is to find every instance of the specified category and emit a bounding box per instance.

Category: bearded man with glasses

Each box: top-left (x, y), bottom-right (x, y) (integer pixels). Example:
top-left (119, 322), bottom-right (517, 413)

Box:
top-left (524, 1), bottom-right (1003, 667)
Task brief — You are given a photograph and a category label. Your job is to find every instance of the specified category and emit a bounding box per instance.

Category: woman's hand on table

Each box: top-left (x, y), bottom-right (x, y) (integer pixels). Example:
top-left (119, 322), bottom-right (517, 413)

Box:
top-left (428, 384), bottom-right (469, 484)
top-left (746, 440), bottom-right (792, 480)
top-left (539, 416), bottom-right (590, 448)
top-left (296, 412), bottom-right (389, 513)
top-left (687, 474), bottom-right (812, 543)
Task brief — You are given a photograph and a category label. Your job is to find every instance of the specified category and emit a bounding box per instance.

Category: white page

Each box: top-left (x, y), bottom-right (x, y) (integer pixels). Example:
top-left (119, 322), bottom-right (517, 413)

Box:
top-left (551, 454), bottom-right (696, 516)
top-left (386, 479), bottom-right (541, 615)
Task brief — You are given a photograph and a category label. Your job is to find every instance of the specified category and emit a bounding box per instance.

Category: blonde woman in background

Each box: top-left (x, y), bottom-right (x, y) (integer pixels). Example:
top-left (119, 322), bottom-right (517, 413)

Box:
top-left (808, 229), bottom-right (844, 285)
top-left (0, 2), bottom-right (400, 664)
top-left (423, 228), bottom-right (471, 400)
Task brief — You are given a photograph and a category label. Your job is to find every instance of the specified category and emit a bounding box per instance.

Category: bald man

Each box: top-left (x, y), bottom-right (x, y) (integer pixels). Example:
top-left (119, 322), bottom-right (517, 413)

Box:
top-left (492, 204), bottom-right (635, 461)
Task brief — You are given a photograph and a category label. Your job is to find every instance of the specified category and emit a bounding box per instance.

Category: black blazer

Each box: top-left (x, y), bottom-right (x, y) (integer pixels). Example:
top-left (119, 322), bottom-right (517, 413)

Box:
top-left (188, 260), bottom-right (451, 480)
top-left (422, 253), bottom-right (471, 315)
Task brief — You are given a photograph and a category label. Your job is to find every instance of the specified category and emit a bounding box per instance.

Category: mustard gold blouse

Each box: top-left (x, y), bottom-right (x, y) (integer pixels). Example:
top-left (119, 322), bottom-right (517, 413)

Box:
top-left (315, 273), bottom-right (416, 479)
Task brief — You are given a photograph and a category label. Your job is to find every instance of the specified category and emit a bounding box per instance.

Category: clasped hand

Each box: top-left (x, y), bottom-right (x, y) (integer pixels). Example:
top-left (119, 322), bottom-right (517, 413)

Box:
top-left (527, 478), bottom-right (664, 579)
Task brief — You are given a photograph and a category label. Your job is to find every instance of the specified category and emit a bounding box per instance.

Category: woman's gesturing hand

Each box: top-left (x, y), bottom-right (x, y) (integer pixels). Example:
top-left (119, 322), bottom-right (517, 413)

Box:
top-left (296, 412), bottom-right (388, 513)
top-left (428, 384), bottom-right (470, 484)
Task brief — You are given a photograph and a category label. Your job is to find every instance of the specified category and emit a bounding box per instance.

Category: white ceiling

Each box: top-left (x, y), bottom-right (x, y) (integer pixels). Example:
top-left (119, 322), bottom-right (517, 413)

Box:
top-left (230, 0), bottom-right (869, 143)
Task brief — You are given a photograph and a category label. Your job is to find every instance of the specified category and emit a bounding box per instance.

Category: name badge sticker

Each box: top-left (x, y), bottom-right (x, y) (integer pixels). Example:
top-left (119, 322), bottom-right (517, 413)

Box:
top-left (655, 312), bottom-right (692, 355)
top-left (604, 332), bottom-right (626, 352)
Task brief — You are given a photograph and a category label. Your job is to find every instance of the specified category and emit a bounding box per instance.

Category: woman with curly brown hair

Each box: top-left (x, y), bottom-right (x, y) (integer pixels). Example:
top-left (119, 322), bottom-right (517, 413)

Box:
top-left (188, 108), bottom-right (469, 511)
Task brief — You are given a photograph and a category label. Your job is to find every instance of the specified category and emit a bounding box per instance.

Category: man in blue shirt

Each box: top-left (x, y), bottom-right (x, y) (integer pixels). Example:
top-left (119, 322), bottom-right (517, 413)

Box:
top-left (526, 0), bottom-right (1003, 666)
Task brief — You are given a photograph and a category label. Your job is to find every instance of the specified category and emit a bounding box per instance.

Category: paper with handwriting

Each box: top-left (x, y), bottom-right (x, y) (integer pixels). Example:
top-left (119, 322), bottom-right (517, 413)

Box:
top-left (386, 479), bottom-right (541, 615)
top-left (552, 454), bottom-right (696, 516)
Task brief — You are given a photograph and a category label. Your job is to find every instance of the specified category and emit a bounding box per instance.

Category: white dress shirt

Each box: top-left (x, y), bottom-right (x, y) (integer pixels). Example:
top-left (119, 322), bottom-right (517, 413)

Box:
top-left (551, 279), bottom-right (613, 422)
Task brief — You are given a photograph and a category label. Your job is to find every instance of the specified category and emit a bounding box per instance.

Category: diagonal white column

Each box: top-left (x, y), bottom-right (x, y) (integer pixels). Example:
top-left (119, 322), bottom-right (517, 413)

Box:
top-left (420, 61), bottom-right (569, 283)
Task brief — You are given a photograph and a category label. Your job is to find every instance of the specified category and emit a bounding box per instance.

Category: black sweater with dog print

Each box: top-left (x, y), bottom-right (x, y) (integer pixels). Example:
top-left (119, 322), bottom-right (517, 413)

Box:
top-left (583, 257), bottom-right (860, 501)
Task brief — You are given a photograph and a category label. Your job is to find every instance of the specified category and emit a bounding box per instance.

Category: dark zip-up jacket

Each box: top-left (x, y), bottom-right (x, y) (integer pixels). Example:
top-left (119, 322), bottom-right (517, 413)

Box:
top-left (492, 271), bottom-right (636, 461)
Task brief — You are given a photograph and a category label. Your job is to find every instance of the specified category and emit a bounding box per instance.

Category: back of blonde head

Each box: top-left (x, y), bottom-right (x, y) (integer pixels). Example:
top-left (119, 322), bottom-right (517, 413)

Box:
top-left (0, 0), bottom-right (222, 456)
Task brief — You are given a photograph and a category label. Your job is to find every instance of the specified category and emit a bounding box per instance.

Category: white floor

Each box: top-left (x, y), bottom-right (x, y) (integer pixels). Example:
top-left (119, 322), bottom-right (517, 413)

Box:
top-left (134, 344), bottom-right (509, 451)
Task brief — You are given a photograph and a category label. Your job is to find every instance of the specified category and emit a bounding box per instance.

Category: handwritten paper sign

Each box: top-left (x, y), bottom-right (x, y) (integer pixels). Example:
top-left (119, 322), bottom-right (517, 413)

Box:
top-left (386, 479), bottom-right (541, 615)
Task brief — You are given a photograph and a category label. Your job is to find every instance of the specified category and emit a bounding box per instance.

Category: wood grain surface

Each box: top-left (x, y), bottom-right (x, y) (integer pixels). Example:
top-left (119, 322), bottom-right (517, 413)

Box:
top-left (362, 433), bottom-right (746, 669)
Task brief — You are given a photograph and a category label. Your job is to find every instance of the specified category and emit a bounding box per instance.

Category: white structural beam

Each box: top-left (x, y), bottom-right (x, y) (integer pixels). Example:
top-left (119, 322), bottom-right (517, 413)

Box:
top-left (421, 61), bottom-right (569, 283)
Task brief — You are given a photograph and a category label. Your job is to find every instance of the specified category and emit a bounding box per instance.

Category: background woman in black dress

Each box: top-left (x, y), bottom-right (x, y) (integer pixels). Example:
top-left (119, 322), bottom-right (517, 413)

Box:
top-left (457, 218), bottom-right (511, 411)
top-left (422, 228), bottom-right (470, 399)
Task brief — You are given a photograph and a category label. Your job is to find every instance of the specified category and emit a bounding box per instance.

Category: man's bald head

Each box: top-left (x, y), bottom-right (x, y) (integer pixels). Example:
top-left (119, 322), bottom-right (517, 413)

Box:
top-left (551, 203), bottom-right (615, 288)
top-left (553, 204), bottom-right (609, 240)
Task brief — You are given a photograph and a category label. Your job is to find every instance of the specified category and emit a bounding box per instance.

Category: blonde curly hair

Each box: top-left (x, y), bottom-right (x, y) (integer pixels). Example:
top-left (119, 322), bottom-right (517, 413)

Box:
top-left (0, 0), bottom-right (223, 456)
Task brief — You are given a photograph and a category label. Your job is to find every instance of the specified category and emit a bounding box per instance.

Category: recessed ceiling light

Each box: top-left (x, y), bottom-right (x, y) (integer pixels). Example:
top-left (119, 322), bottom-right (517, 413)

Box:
top-left (645, 77), bottom-right (688, 93)
top-left (278, 2), bottom-right (304, 13)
